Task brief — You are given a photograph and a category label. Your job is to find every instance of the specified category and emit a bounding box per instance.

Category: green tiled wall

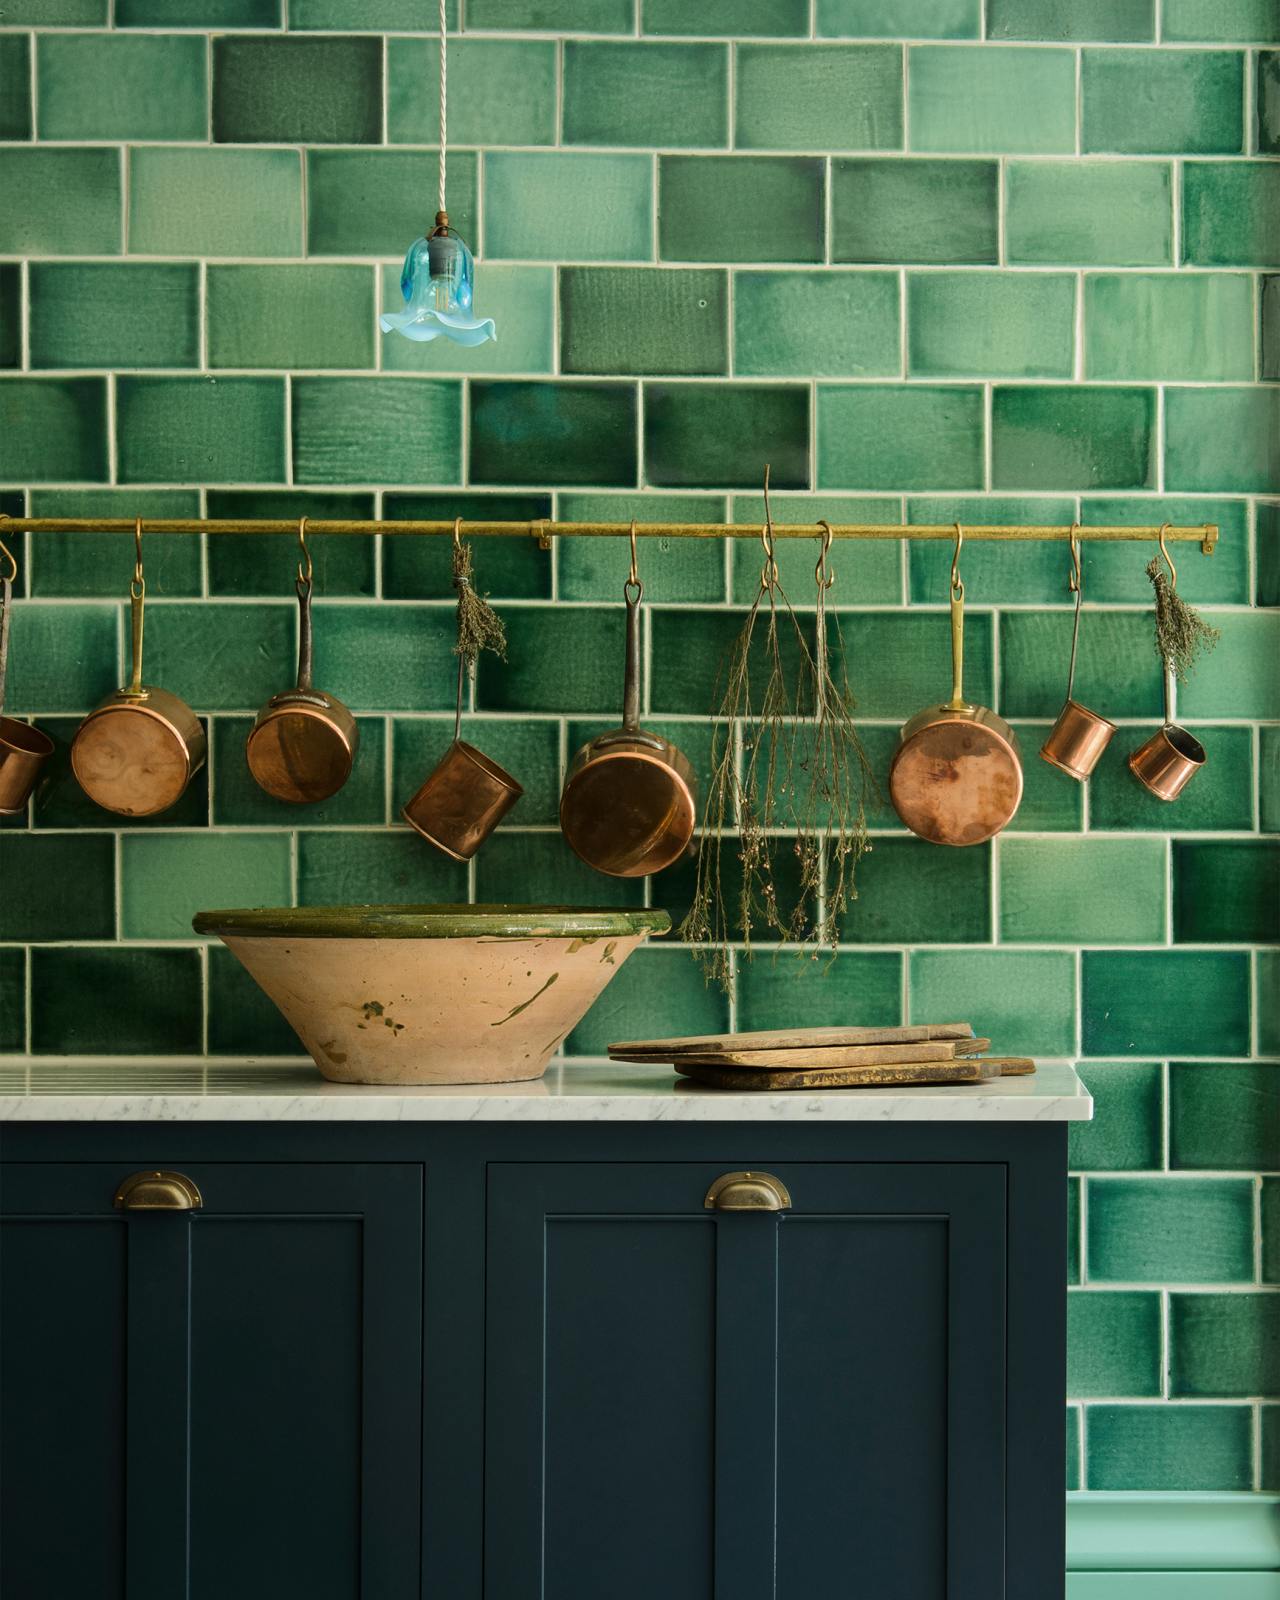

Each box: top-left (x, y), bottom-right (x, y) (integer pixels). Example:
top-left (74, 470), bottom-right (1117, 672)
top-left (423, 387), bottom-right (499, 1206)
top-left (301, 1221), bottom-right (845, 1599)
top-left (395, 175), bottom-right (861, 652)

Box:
top-left (0, 0), bottom-right (1276, 1493)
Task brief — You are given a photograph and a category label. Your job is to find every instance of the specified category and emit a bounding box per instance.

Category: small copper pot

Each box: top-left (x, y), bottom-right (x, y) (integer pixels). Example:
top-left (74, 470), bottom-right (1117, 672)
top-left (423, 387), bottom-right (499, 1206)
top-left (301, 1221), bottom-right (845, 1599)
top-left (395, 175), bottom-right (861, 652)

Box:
top-left (402, 729), bottom-right (522, 860)
top-left (1128, 671), bottom-right (1205, 801)
top-left (0, 571), bottom-right (55, 814)
top-left (1041, 698), bottom-right (1116, 781)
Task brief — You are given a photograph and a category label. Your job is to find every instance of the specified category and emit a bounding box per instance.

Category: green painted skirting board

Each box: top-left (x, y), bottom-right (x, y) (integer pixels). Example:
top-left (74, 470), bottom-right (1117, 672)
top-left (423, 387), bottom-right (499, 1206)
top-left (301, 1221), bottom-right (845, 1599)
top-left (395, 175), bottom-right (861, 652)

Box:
top-left (1066, 1494), bottom-right (1280, 1594)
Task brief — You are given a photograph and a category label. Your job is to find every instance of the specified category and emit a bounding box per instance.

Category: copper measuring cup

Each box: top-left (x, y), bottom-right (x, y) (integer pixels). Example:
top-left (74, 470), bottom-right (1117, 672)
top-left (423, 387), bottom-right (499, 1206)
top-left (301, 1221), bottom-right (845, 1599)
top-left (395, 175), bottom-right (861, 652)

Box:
top-left (0, 534), bottom-right (55, 814)
top-left (1040, 528), bottom-right (1116, 781)
top-left (70, 520), bottom-right (206, 818)
top-left (246, 520), bottom-right (358, 804)
top-left (1129, 669), bottom-right (1206, 802)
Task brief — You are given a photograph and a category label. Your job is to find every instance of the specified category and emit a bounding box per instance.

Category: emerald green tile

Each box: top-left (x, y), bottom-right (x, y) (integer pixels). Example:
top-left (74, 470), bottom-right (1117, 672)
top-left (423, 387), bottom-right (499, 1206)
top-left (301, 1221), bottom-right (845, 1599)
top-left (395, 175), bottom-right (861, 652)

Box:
top-left (1069, 1062), bottom-right (1162, 1172)
top-left (560, 268), bottom-right (728, 377)
top-left (1164, 0), bottom-right (1280, 41)
top-left (213, 36), bottom-right (381, 145)
top-left (837, 838), bottom-right (989, 943)
top-left (393, 715), bottom-right (561, 826)
top-left (307, 149), bottom-right (475, 258)
top-left (124, 833), bottom-right (291, 942)
top-left (1265, 278), bottom-right (1280, 380)
top-left (485, 153), bottom-right (651, 262)
top-left (1065, 1408), bottom-right (1080, 1490)
top-left (644, 0), bottom-right (805, 32)
top-left (118, 378), bottom-right (284, 486)
top-left (2, 605), bottom-right (116, 715)
top-left (831, 609), bottom-right (993, 718)
top-left (129, 149), bottom-right (301, 259)
top-left (1006, 161), bottom-right (1172, 266)
top-left (1171, 1063), bottom-right (1280, 1170)
top-left (1179, 612), bottom-right (1280, 718)
top-left (833, 159), bottom-right (998, 264)
top-left (1083, 49), bottom-right (1244, 153)
top-left (477, 604), bottom-right (623, 714)
top-left (1067, 1293), bottom-right (1161, 1398)
top-left (564, 41), bottom-right (727, 147)
top-left (908, 272), bottom-right (1074, 378)
top-left (0, 149), bottom-right (121, 256)
top-left (7, 0), bottom-right (105, 18)
top-left (1175, 841), bottom-right (1279, 944)
top-left (0, 36), bottom-right (31, 141)
top-left (214, 715), bottom-right (385, 826)
top-left (990, 0), bottom-right (1153, 37)
top-left (1001, 838), bottom-right (1166, 944)
top-left (660, 156), bottom-right (824, 264)
top-left (909, 46), bottom-right (1076, 153)
top-left (558, 496), bottom-right (726, 602)
top-left (1078, 498), bottom-right (1249, 605)
top-left (28, 492), bottom-right (202, 599)
top-left (1007, 722), bottom-right (1085, 831)
top-left (736, 44), bottom-right (902, 150)
top-left (118, 0), bottom-right (278, 20)
top-left (208, 266), bottom-right (374, 372)
top-left (817, 0), bottom-right (978, 35)
top-left (0, 950), bottom-right (24, 1053)
top-left (646, 384), bottom-right (808, 490)
top-left (1068, 1177), bottom-right (1081, 1283)
top-left (1263, 725), bottom-right (1280, 833)
top-left (297, 830), bottom-right (465, 906)
top-left (1171, 1294), bottom-right (1279, 1398)
top-left (1086, 1405), bottom-right (1253, 1490)
top-left (1090, 723), bottom-right (1253, 831)
top-left (1166, 388), bottom-right (1280, 494)
top-left (382, 492), bottom-right (552, 600)
top-left (1083, 951), bottom-right (1250, 1056)
top-left (907, 497), bottom-right (1078, 603)
top-left (909, 950), bottom-right (1076, 1055)
top-left (1183, 161), bottom-right (1280, 265)
top-left (729, 493), bottom-right (902, 604)
top-left (388, 39), bottom-right (554, 146)
top-left (1085, 273), bottom-right (1253, 381)
top-left (290, 0), bottom-right (458, 22)
top-left (1088, 1177), bottom-right (1255, 1282)
top-left (0, 379), bottom-right (107, 484)
top-left (0, 267), bottom-right (18, 370)
top-left (302, 605), bottom-right (456, 711)
top-left (469, 0), bottom-right (630, 26)
top-left (207, 945), bottom-right (301, 1057)
top-left (1260, 51), bottom-right (1280, 152)
top-left (818, 385), bottom-right (984, 490)
top-left (31, 948), bottom-right (202, 1055)
top-left (28, 716), bottom-right (208, 830)
top-left (1261, 953), bottom-right (1280, 1056)
top-left (993, 386), bottom-right (1156, 491)
top-left (735, 271), bottom-right (900, 378)
top-left (39, 34), bottom-right (207, 141)
top-left (205, 491), bottom-right (376, 597)
top-left (292, 378), bottom-right (460, 487)
top-left (1265, 1180), bottom-right (1280, 1282)
top-left (144, 603), bottom-right (294, 712)
top-left (470, 381), bottom-right (636, 488)
top-left (382, 265), bottom-right (554, 377)
top-left (0, 835), bottom-right (114, 940)
top-left (567, 945), bottom-right (729, 1056)
top-left (736, 951), bottom-right (902, 1030)
top-left (476, 831), bottom-right (644, 910)
top-left (29, 264), bottom-right (199, 372)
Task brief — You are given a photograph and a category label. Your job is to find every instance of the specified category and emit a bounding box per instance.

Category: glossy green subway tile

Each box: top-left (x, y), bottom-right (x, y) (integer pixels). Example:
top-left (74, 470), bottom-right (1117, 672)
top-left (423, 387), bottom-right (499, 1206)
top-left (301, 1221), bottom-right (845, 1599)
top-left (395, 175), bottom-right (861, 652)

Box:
top-left (1090, 723), bottom-right (1254, 831)
top-left (307, 149), bottom-right (475, 258)
top-left (129, 149), bottom-right (301, 259)
top-left (1067, 1293), bottom-right (1161, 1398)
top-left (118, 377), bottom-right (285, 486)
top-left (0, 267), bottom-right (17, 371)
top-left (1, 606), bottom-right (117, 715)
top-left (297, 830), bottom-right (466, 905)
top-left (212, 36), bottom-right (381, 144)
top-left (142, 603), bottom-right (294, 712)
top-left (735, 271), bottom-right (900, 378)
top-left (1007, 724), bottom-right (1085, 832)
top-left (1261, 953), bottom-right (1280, 1056)
top-left (1000, 838), bottom-right (1166, 944)
top-left (558, 496), bottom-right (726, 602)
top-left (304, 605), bottom-right (456, 712)
top-left (117, 0), bottom-right (278, 20)
top-left (31, 947), bottom-right (203, 1055)
top-left (383, 492), bottom-right (552, 600)
top-left (818, 385), bottom-right (984, 490)
top-left (651, 831), bottom-right (808, 942)
top-left (989, 0), bottom-right (1153, 38)
top-left (207, 266), bottom-right (374, 372)
top-left (1082, 49), bottom-right (1244, 154)
top-left (994, 386), bottom-right (1157, 491)
top-left (907, 497), bottom-right (1078, 603)
top-left (1086, 1405), bottom-right (1253, 1491)
top-left (292, 378), bottom-right (460, 487)
top-left (1178, 612), bottom-right (1280, 719)
top-left (1183, 162), bottom-right (1280, 265)
top-left (660, 156), bottom-right (824, 263)
top-left (207, 945), bottom-right (301, 1057)
top-left (560, 268), bottom-right (728, 377)
top-left (214, 715), bottom-right (386, 826)
top-left (478, 604), bottom-right (623, 713)
top-left (1266, 1180), bottom-right (1280, 1283)
top-left (909, 950), bottom-right (1076, 1055)
top-left (469, 0), bottom-right (630, 27)
top-left (470, 381), bottom-right (637, 487)
top-left (1068, 1178), bottom-right (1081, 1284)
top-left (205, 492), bottom-right (376, 597)
top-left (1166, 388), bottom-right (1280, 494)
top-left (564, 41), bottom-right (727, 147)
top-left (908, 272), bottom-right (1074, 379)
top-left (0, 36), bottom-right (31, 141)
top-left (290, 0), bottom-right (458, 23)
top-left (393, 716), bottom-right (561, 826)
top-left (1083, 950), bottom-right (1250, 1056)
top-left (1260, 51), bottom-right (1280, 152)
top-left (645, 383), bottom-right (809, 489)
top-left (1175, 841), bottom-right (1279, 944)
top-left (817, 0), bottom-right (978, 34)
top-left (1006, 162), bottom-right (1172, 265)
top-left (645, 0), bottom-right (805, 33)
top-left (1171, 1062), bottom-right (1280, 1171)
top-left (476, 831), bottom-right (645, 909)
top-left (1163, 0), bottom-right (1280, 41)
top-left (38, 34), bottom-right (206, 141)
top-left (6, 0), bottom-right (105, 19)
top-left (0, 950), bottom-right (24, 1053)
top-left (1078, 498), bottom-right (1249, 605)
top-left (486, 153), bottom-right (651, 262)
top-left (736, 44), bottom-right (902, 150)
top-left (1268, 1413), bottom-right (1280, 1490)
top-left (838, 838), bottom-right (990, 943)
top-left (1170, 1294), bottom-right (1279, 1399)
top-left (1257, 500), bottom-right (1280, 607)
top-left (124, 833), bottom-right (291, 941)
top-left (1265, 279), bottom-right (1280, 381)
top-left (1085, 273), bottom-right (1253, 382)
top-left (1263, 726), bottom-right (1280, 833)
top-left (1065, 1408), bottom-right (1081, 1490)
top-left (567, 945), bottom-right (730, 1057)
top-left (382, 264), bottom-right (554, 377)
top-left (0, 835), bottom-right (115, 941)
top-left (388, 38), bottom-right (554, 146)
top-left (1069, 1062), bottom-right (1162, 1172)
top-left (832, 158), bottom-right (998, 264)
top-left (0, 379), bottom-right (108, 484)
top-left (736, 950), bottom-right (902, 1030)
top-left (28, 716), bottom-right (208, 830)
top-left (28, 492), bottom-right (202, 599)
top-left (0, 148), bottom-right (121, 256)
top-left (730, 492), bottom-right (902, 604)
top-left (1088, 1176), bottom-right (1255, 1282)
top-left (648, 605), bottom-right (814, 716)
top-left (832, 609), bottom-right (993, 718)
top-left (909, 46), bottom-right (1076, 153)
top-left (29, 264), bottom-right (199, 373)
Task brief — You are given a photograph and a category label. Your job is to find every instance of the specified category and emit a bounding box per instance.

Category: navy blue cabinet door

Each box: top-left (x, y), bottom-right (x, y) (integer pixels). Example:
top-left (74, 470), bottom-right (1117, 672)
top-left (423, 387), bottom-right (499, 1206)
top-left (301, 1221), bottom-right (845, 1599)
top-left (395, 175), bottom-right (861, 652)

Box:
top-left (485, 1162), bottom-right (1006, 1600)
top-left (0, 1163), bottom-right (423, 1600)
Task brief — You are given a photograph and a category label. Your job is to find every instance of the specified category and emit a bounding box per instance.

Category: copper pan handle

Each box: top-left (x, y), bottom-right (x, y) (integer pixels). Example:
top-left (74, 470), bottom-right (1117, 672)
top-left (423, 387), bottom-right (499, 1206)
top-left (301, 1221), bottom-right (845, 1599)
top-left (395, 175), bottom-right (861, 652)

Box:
top-left (944, 582), bottom-right (966, 712)
top-left (125, 579), bottom-right (146, 698)
top-left (621, 579), bottom-right (642, 734)
top-left (0, 575), bottom-right (11, 720)
top-left (295, 576), bottom-right (315, 693)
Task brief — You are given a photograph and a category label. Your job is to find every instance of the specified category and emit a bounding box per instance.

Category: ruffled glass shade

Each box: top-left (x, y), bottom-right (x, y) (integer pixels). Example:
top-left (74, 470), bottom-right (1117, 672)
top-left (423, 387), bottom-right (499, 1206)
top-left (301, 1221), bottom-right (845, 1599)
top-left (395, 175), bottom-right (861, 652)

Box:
top-left (379, 230), bottom-right (496, 346)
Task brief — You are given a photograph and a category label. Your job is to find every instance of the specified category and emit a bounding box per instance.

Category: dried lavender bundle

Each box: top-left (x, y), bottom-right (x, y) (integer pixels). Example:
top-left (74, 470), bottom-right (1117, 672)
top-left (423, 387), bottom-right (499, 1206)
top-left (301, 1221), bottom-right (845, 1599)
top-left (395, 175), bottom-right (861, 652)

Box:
top-left (453, 536), bottom-right (506, 666)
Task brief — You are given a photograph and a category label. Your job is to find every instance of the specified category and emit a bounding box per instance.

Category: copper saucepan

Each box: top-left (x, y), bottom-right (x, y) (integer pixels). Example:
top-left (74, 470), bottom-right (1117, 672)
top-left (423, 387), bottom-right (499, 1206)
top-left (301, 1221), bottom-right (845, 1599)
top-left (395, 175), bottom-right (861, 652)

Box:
top-left (0, 536), bottom-right (55, 814)
top-left (1128, 667), bottom-right (1205, 801)
top-left (1040, 528), bottom-right (1115, 781)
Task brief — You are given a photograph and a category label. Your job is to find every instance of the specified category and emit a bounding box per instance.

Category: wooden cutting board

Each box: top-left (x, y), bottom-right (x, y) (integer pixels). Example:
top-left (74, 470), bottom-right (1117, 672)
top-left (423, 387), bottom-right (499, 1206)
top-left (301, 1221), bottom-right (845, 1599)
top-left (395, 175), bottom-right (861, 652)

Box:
top-left (675, 1057), bottom-right (1036, 1091)
top-left (640, 1038), bottom-right (992, 1070)
top-left (609, 1022), bottom-right (974, 1058)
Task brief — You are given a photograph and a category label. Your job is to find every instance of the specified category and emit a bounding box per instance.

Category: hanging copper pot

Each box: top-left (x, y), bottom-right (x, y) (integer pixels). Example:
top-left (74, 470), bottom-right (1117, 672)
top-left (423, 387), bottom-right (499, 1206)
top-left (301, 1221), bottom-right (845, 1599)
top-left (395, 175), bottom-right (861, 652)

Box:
top-left (1129, 669), bottom-right (1206, 801)
top-left (0, 535), bottom-right (55, 815)
top-left (1040, 529), bottom-right (1115, 781)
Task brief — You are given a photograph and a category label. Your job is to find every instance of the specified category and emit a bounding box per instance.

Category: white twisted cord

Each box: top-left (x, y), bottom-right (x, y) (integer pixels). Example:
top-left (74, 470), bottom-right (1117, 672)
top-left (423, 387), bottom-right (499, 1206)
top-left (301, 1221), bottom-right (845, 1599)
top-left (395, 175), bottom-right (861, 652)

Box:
top-left (438, 0), bottom-right (448, 214)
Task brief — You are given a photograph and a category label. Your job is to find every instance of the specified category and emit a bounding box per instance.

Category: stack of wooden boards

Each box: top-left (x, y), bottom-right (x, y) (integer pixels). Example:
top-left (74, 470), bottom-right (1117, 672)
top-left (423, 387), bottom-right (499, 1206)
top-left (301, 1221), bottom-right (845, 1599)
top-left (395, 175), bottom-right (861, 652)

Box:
top-left (607, 1023), bottom-right (1035, 1090)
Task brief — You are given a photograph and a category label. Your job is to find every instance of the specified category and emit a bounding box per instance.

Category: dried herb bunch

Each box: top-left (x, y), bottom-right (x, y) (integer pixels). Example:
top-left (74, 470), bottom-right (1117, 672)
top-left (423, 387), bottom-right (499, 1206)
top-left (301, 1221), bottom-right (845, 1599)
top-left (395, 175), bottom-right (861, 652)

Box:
top-left (1146, 551), bottom-right (1218, 683)
top-left (453, 532), bottom-right (507, 667)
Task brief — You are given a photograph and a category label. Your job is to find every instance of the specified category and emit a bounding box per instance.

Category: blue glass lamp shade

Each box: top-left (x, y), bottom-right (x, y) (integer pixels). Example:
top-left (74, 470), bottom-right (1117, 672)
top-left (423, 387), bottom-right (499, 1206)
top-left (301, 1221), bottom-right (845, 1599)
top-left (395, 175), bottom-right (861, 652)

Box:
top-left (379, 227), bottom-right (496, 346)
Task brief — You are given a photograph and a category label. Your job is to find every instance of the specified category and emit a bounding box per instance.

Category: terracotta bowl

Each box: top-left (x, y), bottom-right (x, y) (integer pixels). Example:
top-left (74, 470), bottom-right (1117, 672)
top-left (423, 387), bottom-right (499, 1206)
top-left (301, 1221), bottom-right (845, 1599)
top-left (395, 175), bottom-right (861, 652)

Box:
top-left (192, 904), bottom-right (670, 1086)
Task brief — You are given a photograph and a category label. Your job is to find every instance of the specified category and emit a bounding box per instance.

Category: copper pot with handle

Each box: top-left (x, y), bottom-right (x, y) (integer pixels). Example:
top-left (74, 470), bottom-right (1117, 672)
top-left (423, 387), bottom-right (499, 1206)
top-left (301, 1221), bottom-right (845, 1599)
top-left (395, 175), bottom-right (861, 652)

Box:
top-left (0, 535), bottom-right (55, 814)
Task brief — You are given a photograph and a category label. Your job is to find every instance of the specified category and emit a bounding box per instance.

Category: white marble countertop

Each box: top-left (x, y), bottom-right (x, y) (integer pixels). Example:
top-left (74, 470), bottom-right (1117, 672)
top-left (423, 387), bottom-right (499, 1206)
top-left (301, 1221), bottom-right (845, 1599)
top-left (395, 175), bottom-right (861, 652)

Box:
top-left (0, 1057), bottom-right (1092, 1122)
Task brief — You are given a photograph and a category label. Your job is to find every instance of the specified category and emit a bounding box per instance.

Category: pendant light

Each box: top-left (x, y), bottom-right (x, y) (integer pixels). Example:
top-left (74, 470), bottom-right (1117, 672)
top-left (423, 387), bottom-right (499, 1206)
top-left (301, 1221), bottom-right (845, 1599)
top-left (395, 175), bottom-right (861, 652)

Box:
top-left (379, 0), bottom-right (496, 347)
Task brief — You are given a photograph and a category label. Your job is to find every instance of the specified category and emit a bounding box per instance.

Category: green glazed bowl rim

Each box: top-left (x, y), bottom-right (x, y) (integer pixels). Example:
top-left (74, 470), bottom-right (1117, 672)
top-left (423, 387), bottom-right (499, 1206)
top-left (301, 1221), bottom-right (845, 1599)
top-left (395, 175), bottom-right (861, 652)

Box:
top-left (192, 904), bottom-right (672, 940)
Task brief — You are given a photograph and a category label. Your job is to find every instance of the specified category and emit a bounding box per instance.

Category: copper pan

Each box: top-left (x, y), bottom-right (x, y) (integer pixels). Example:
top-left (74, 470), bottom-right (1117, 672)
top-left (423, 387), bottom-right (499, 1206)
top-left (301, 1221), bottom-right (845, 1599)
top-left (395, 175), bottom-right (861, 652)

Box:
top-left (0, 541), bottom-right (55, 814)
top-left (1128, 669), bottom-right (1205, 801)
top-left (1040, 530), bottom-right (1115, 780)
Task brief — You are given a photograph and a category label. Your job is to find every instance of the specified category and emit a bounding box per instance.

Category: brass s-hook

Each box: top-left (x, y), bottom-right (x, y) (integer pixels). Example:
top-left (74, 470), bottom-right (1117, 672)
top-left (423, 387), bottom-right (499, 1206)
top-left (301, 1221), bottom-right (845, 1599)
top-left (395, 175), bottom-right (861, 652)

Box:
top-left (131, 516), bottom-right (145, 601)
top-left (628, 519), bottom-right (639, 588)
top-left (0, 514), bottom-right (16, 586)
top-left (1067, 522), bottom-right (1081, 594)
top-left (453, 516), bottom-right (463, 553)
top-left (815, 519), bottom-right (836, 590)
top-left (1157, 522), bottom-right (1177, 590)
top-left (950, 522), bottom-right (964, 602)
top-left (759, 463), bottom-right (779, 591)
top-left (297, 515), bottom-right (313, 594)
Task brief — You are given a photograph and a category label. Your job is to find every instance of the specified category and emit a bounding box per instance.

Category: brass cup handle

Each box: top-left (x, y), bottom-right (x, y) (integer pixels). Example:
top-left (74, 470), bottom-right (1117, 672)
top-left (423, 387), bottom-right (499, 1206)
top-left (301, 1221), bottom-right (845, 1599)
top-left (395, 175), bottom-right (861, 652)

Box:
top-left (113, 1170), bottom-right (203, 1212)
top-left (704, 1170), bottom-right (792, 1213)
